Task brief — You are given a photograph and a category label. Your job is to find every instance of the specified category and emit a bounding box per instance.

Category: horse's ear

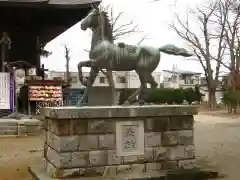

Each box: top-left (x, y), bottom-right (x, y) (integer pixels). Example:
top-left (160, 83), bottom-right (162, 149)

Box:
top-left (91, 4), bottom-right (99, 11)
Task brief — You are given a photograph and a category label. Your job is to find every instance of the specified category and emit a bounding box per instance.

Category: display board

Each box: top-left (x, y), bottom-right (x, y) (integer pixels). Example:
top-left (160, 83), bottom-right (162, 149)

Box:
top-left (0, 73), bottom-right (10, 109)
top-left (27, 81), bottom-right (63, 114)
top-left (28, 85), bottom-right (62, 102)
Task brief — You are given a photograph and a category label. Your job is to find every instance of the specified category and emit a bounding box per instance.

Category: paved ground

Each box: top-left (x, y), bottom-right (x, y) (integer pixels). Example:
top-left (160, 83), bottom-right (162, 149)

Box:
top-left (0, 114), bottom-right (240, 180)
top-left (0, 136), bottom-right (44, 180)
top-left (199, 109), bottom-right (240, 118)
top-left (195, 115), bottom-right (240, 180)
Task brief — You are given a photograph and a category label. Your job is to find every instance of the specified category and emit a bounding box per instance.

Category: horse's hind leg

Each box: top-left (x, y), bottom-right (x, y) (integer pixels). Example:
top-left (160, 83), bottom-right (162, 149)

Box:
top-left (137, 72), bottom-right (148, 105)
top-left (145, 73), bottom-right (158, 89)
top-left (123, 72), bottom-right (148, 105)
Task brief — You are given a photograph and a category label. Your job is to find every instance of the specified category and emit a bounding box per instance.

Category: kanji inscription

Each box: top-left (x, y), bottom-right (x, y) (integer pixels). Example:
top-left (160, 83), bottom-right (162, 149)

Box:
top-left (116, 121), bottom-right (144, 156)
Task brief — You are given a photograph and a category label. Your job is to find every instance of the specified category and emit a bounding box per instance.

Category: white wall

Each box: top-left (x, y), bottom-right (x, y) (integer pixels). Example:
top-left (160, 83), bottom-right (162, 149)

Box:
top-left (200, 87), bottom-right (223, 103)
top-left (47, 71), bottom-right (161, 89)
top-left (161, 71), bottom-right (180, 88)
top-left (161, 70), bottom-right (201, 89)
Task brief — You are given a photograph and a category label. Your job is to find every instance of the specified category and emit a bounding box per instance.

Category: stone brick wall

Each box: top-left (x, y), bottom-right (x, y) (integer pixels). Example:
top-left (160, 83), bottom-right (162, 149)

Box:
top-left (42, 105), bottom-right (198, 179)
top-left (0, 118), bottom-right (42, 137)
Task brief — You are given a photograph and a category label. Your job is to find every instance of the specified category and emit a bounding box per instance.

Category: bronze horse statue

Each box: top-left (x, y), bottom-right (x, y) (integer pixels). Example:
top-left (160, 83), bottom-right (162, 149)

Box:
top-left (77, 5), bottom-right (193, 106)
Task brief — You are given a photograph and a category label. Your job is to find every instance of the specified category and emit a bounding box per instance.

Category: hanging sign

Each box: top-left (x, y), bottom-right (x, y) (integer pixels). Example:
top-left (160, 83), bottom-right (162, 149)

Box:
top-left (10, 72), bottom-right (14, 112)
top-left (0, 72), bottom-right (10, 109)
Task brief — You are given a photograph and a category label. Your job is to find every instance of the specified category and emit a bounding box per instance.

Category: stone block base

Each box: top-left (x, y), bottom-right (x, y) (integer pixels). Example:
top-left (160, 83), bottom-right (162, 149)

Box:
top-left (29, 166), bottom-right (220, 180)
top-left (36, 105), bottom-right (199, 179)
top-left (0, 118), bottom-right (43, 137)
top-left (44, 159), bottom-right (196, 179)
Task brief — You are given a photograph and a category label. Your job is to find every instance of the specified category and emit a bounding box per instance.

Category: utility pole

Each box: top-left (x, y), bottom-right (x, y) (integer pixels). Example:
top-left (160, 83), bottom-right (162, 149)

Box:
top-left (64, 44), bottom-right (71, 105)
top-left (65, 44), bottom-right (70, 84)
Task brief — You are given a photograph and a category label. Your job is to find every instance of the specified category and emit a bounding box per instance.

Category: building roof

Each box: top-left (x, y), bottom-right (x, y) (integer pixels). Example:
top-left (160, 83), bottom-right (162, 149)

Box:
top-left (0, 0), bottom-right (101, 44)
top-left (163, 69), bottom-right (202, 75)
top-left (219, 72), bottom-right (230, 77)
top-left (0, 0), bottom-right (101, 6)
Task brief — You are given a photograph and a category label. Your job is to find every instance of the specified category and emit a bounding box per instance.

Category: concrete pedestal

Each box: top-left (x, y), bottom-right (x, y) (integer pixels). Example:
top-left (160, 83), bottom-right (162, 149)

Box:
top-left (29, 105), bottom-right (198, 179)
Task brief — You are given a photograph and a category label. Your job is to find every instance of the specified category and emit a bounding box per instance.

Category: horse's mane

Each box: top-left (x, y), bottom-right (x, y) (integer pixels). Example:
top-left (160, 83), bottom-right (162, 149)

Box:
top-left (99, 10), bottom-right (114, 42)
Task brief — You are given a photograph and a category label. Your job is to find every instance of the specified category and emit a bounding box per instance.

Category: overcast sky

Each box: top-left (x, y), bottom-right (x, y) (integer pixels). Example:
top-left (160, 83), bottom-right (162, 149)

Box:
top-left (41, 0), bottom-right (209, 73)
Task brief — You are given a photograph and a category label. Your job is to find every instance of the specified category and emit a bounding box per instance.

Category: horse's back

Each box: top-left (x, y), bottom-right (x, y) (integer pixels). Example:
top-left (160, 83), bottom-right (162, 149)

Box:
top-left (94, 41), bottom-right (160, 71)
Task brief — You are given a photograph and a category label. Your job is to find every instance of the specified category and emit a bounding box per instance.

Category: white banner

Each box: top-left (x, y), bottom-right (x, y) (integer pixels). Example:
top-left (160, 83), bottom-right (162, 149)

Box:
top-left (0, 72), bottom-right (10, 109)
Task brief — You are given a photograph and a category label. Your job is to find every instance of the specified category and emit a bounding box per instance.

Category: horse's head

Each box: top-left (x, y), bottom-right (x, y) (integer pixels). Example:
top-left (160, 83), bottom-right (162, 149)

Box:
top-left (81, 5), bottom-right (102, 31)
top-left (81, 5), bottom-right (114, 42)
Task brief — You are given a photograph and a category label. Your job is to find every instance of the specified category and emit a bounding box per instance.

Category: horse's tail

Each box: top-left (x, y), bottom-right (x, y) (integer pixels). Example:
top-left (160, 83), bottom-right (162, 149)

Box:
top-left (158, 44), bottom-right (193, 57)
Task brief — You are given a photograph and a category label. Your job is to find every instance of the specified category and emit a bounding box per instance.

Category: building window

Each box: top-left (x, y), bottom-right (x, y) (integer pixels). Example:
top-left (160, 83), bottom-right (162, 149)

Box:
top-left (71, 76), bottom-right (78, 83)
top-left (195, 76), bottom-right (199, 83)
top-left (53, 77), bottom-right (62, 80)
top-left (223, 79), bottom-right (227, 85)
top-left (116, 76), bottom-right (127, 83)
top-left (163, 77), bottom-right (169, 82)
top-left (171, 75), bottom-right (177, 81)
top-left (99, 77), bottom-right (106, 83)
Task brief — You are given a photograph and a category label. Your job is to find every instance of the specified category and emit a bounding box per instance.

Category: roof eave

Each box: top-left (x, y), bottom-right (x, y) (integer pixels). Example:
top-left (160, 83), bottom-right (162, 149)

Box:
top-left (0, 0), bottom-right (101, 8)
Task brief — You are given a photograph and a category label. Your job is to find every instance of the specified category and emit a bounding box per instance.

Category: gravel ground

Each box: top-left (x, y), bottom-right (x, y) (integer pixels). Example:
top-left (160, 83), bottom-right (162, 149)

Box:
top-left (0, 136), bottom-right (44, 180)
top-left (0, 114), bottom-right (240, 180)
top-left (195, 115), bottom-right (240, 180)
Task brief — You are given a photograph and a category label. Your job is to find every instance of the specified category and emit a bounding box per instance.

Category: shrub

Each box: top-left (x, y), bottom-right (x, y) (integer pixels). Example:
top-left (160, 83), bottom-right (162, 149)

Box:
top-left (118, 87), bottom-right (203, 105)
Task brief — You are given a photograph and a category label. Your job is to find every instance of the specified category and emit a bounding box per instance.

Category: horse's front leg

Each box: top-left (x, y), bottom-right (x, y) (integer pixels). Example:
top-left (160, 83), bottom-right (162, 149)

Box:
top-left (76, 67), bottom-right (99, 107)
top-left (123, 88), bottom-right (140, 105)
top-left (77, 60), bottom-right (93, 86)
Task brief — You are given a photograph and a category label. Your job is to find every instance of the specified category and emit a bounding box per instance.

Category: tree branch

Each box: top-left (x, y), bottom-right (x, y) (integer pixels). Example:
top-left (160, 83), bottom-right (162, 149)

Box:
top-left (170, 1), bottom-right (227, 106)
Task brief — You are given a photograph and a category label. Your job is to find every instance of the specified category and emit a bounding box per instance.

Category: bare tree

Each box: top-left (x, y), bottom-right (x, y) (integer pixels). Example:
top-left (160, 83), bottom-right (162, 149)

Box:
top-left (64, 44), bottom-right (71, 85)
top-left (62, 44), bottom-right (72, 105)
top-left (215, 0), bottom-right (240, 112)
top-left (105, 5), bottom-right (140, 39)
top-left (40, 44), bottom-right (52, 58)
top-left (170, 1), bottom-right (227, 108)
top-left (150, 0), bottom-right (178, 7)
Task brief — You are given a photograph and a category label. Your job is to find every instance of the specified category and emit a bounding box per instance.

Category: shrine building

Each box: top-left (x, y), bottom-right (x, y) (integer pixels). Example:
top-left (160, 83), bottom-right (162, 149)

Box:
top-left (0, 0), bottom-right (101, 116)
top-left (0, 0), bottom-right (101, 73)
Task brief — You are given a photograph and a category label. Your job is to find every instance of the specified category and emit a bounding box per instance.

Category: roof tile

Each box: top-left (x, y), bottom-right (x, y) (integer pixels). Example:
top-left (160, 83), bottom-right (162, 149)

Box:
top-left (0, 0), bottom-right (101, 5)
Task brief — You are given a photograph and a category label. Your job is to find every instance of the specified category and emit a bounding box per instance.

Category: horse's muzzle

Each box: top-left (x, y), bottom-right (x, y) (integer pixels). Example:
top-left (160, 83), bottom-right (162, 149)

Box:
top-left (81, 22), bottom-right (87, 31)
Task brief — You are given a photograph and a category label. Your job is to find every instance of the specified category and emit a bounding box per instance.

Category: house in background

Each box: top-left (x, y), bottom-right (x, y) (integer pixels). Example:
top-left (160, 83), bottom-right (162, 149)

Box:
top-left (47, 71), bottom-right (162, 89)
top-left (46, 71), bottom-right (161, 105)
top-left (47, 67), bottom-right (226, 104)
top-left (161, 67), bottom-right (224, 103)
top-left (161, 69), bottom-right (202, 89)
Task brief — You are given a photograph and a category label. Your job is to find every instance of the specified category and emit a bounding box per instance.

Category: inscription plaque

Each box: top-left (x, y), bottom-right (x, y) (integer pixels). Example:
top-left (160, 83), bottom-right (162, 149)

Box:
top-left (116, 121), bottom-right (144, 156)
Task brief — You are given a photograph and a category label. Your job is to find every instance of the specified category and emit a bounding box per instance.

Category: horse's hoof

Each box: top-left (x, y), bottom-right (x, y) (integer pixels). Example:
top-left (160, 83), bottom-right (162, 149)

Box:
top-left (76, 103), bottom-right (85, 107)
top-left (138, 100), bottom-right (145, 106)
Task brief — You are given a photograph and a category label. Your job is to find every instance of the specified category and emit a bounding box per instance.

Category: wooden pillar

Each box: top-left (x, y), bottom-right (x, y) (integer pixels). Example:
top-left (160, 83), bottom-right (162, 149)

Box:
top-left (0, 32), bottom-right (11, 72)
top-left (1, 41), bottom-right (6, 72)
top-left (36, 36), bottom-right (41, 75)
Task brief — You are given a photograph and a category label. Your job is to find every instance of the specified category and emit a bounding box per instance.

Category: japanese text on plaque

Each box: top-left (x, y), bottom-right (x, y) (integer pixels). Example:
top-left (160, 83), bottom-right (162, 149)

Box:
top-left (122, 125), bottom-right (138, 152)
